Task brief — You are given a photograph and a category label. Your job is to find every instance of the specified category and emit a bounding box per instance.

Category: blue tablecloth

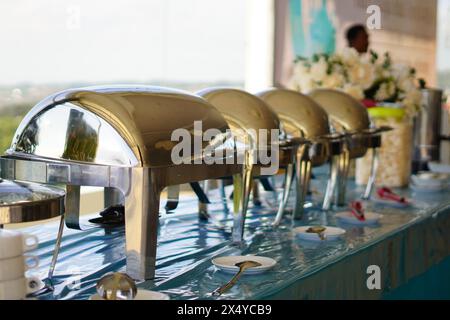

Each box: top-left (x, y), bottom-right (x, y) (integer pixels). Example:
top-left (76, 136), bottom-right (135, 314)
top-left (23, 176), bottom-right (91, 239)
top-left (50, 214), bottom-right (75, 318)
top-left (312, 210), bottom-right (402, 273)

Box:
top-left (20, 170), bottom-right (450, 300)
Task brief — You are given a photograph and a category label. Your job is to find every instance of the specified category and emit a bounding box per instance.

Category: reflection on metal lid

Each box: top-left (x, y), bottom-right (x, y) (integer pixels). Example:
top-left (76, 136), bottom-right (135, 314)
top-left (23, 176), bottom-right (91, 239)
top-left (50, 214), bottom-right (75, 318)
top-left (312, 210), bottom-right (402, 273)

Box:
top-left (309, 89), bottom-right (370, 132)
top-left (8, 86), bottom-right (231, 168)
top-left (0, 179), bottom-right (65, 224)
top-left (257, 88), bottom-right (330, 139)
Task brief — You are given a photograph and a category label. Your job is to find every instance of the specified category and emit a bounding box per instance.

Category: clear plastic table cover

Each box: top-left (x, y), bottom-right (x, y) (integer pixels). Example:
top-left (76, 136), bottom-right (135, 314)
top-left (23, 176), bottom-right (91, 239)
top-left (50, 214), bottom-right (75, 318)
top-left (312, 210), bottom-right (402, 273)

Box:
top-left (19, 169), bottom-right (450, 300)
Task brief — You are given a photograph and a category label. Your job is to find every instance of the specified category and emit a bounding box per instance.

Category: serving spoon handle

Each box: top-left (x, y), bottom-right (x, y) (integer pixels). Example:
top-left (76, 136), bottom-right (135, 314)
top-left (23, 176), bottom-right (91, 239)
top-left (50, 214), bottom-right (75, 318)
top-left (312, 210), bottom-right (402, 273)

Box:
top-left (212, 262), bottom-right (257, 296)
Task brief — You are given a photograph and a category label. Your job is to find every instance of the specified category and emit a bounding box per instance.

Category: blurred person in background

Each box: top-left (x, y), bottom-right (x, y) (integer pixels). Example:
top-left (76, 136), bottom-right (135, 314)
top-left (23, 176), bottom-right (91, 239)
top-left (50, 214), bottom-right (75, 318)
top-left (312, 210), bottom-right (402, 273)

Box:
top-left (346, 24), bottom-right (370, 54)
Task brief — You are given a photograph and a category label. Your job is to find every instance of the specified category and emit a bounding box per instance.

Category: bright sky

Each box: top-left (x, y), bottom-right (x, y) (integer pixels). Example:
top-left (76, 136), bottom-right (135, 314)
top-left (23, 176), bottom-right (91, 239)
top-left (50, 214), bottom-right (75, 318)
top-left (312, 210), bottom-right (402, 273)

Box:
top-left (0, 0), bottom-right (247, 86)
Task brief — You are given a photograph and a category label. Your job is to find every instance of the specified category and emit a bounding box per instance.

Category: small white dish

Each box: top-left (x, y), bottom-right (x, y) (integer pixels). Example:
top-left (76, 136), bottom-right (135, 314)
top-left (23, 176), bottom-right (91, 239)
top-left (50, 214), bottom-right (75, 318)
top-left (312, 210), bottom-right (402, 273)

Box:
top-left (429, 162), bottom-right (450, 174)
top-left (212, 255), bottom-right (276, 275)
top-left (372, 196), bottom-right (411, 208)
top-left (90, 290), bottom-right (170, 300)
top-left (411, 172), bottom-right (449, 187)
top-left (411, 183), bottom-right (448, 193)
top-left (335, 211), bottom-right (383, 226)
top-left (294, 226), bottom-right (346, 242)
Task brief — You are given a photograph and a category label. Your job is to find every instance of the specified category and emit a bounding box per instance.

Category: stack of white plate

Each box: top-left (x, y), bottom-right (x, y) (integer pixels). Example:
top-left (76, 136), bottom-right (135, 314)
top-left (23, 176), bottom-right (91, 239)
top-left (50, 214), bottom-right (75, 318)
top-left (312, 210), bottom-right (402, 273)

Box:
top-left (0, 229), bottom-right (42, 300)
top-left (411, 172), bottom-right (450, 192)
top-left (428, 162), bottom-right (450, 174)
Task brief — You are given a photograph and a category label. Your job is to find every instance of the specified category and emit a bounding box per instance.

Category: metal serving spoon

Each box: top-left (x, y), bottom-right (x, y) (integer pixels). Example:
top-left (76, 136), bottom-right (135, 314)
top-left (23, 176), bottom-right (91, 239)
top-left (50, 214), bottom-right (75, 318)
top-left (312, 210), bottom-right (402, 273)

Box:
top-left (306, 226), bottom-right (327, 241)
top-left (96, 272), bottom-right (138, 300)
top-left (212, 261), bottom-right (262, 296)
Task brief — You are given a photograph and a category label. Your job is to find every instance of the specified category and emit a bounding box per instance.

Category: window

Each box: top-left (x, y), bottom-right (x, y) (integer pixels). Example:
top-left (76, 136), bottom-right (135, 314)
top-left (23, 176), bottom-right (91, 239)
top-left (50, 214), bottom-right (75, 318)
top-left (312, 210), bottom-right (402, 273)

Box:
top-left (0, 0), bottom-right (274, 152)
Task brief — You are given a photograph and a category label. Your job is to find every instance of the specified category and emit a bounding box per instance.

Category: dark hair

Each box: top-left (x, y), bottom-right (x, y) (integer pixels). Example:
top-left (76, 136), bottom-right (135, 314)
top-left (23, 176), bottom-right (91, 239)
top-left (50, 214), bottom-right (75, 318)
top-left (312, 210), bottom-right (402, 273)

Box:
top-left (346, 24), bottom-right (367, 44)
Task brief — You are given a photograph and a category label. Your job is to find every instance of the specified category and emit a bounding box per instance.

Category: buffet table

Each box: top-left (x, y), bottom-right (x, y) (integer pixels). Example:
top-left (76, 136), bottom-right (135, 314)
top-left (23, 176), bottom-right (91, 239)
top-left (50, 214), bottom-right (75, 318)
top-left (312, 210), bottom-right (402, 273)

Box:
top-left (20, 169), bottom-right (450, 300)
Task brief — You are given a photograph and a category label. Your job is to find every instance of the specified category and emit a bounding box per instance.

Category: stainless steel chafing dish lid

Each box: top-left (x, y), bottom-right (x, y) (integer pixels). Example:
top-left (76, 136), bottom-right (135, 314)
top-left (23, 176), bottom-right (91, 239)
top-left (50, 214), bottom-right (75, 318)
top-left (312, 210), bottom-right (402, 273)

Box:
top-left (309, 89), bottom-right (371, 159)
top-left (196, 88), bottom-right (281, 148)
top-left (256, 88), bottom-right (344, 166)
top-left (7, 85), bottom-right (231, 168)
top-left (256, 88), bottom-right (330, 139)
top-left (0, 178), bottom-right (64, 224)
top-left (308, 89), bottom-right (370, 133)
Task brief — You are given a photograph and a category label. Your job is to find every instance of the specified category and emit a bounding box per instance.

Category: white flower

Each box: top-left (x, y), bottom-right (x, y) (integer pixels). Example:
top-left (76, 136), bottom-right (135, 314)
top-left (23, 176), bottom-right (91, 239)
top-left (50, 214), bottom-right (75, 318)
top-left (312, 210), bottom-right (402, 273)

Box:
top-left (375, 81), bottom-right (396, 101)
top-left (338, 47), bottom-right (360, 65)
top-left (293, 61), bottom-right (310, 76)
top-left (342, 84), bottom-right (365, 101)
top-left (310, 57), bottom-right (328, 82)
top-left (299, 75), bottom-right (317, 93)
top-left (392, 64), bottom-right (411, 80)
top-left (347, 61), bottom-right (376, 90)
top-left (322, 72), bottom-right (345, 88)
top-left (401, 89), bottom-right (422, 117)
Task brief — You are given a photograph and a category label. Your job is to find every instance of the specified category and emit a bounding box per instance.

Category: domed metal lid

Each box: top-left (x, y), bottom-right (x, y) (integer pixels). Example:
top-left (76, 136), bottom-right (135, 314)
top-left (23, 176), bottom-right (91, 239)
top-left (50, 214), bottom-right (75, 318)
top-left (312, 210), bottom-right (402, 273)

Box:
top-left (196, 88), bottom-right (281, 148)
top-left (256, 88), bottom-right (330, 139)
top-left (0, 179), bottom-right (65, 224)
top-left (309, 89), bottom-right (370, 132)
top-left (8, 85), bottom-right (231, 168)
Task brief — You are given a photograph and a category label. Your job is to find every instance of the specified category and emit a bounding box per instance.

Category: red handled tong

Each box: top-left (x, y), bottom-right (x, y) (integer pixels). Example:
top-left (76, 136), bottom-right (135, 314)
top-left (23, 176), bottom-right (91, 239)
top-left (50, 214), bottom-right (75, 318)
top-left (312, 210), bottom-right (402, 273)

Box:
top-left (377, 187), bottom-right (408, 204)
top-left (350, 201), bottom-right (366, 222)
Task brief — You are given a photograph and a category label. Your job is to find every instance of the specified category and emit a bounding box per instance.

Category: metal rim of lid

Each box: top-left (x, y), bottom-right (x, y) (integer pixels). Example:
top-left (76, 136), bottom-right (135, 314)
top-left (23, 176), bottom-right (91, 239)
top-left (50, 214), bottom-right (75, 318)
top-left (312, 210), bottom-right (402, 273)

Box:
top-left (0, 180), bottom-right (65, 225)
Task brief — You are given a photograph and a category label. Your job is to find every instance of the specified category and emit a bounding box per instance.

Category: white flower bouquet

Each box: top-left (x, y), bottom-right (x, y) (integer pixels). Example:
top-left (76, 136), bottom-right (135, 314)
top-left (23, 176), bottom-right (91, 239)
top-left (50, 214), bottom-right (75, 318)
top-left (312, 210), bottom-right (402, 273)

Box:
top-left (290, 48), bottom-right (425, 187)
top-left (289, 48), bottom-right (422, 117)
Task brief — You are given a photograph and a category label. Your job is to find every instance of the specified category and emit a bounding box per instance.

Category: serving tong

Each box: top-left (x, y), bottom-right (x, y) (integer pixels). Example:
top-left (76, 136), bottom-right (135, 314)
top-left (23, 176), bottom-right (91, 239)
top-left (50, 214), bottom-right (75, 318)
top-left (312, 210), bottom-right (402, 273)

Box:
top-left (349, 201), bottom-right (366, 222)
top-left (377, 187), bottom-right (409, 204)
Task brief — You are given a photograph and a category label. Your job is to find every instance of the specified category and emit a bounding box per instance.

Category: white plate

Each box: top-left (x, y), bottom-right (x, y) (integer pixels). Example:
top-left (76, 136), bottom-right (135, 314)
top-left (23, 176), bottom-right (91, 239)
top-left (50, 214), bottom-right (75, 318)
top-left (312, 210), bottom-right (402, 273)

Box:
top-left (294, 226), bottom-right (346, 242)
top-left (90, 289), bottom-right (170, 300)
top-left (411, 183), bottom-right (448, 193)
top-left (411, 173), bottom-right (450, 187)
top-left (372, 196), bottom-right (411, 208)
top-left (335, 211), bottom-right (383, 226)
top-left (429, 162), bottom-right (450, 174)
top-left (212, 256), bottom-right (276, 275)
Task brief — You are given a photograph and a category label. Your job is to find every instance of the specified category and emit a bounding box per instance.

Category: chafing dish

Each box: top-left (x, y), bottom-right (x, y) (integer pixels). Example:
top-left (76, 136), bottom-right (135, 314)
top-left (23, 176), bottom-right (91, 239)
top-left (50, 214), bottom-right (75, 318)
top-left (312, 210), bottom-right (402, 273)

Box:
top-left (309, 89), bottom-right (391, 207)
top-left (196, 88), bottom-right (296, 243)
top-left (0, 85), bottom-right (241, 280)
top-left (256, 88), bottom-right (344, 223)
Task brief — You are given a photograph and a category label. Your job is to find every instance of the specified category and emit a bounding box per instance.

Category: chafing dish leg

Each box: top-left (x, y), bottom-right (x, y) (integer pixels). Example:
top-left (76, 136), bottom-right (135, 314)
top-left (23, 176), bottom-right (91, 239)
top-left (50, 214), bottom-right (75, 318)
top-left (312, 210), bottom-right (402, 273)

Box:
top-left (293, 159), bottom-right (312, 220)
top-left (336, 150), bottom-right (350, 207)
top-left (125, 168), bottom-right (162, 280)
top-left (273, 163), bottom-right (294, 226)
top-left (232, 155), bottom-right (254, 243)
top-left (165, 185), bottom-right (180, 212)
top-left (65, 185), bottom-right (81, 229)
top-left (322, 155), bottom-right (340, 211)
top-left (198, 181), bottom-right (210, 220)
top-left (252, 182), bottom-right (262, 206)
top-left (219, 180), bottom-right (229, 214)
top-left (362, 148), bottom-right (379, 200)
top-left (47, 214), bottom-right (65, 289)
